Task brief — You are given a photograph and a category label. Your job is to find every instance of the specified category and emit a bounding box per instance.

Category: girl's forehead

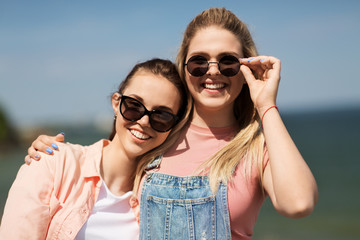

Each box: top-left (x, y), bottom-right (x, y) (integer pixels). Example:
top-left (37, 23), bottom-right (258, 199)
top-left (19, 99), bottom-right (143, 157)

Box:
top-left (188, 26), bottom-right (242, 53)
top-left (125, 72), bottom-right (175, 94)
top-left (123, 72), bottom-right (181, 112)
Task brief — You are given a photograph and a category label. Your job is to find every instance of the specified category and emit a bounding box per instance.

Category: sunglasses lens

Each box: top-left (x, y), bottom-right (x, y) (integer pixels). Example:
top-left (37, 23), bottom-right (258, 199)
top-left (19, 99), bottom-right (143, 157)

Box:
top-left (186, 55), bottom-right (240, 77)
top-left (219, 55), bottom-right (240, 77)
top-left (150, 111), bottom-right (177, 132)
top-left (120, 96), bottom-right (177, 132)
top-left (186, 55), bottom-right (208, 77)
top-left (121, 98), bottom-right (145, 121)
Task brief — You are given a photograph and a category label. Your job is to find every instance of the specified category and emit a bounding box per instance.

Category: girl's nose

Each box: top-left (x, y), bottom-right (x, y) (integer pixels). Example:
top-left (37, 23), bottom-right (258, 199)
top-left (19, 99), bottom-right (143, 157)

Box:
top-left (206, 62), bottom-right (220, 75)
top-left (137, 114), bottom-right (151, 128)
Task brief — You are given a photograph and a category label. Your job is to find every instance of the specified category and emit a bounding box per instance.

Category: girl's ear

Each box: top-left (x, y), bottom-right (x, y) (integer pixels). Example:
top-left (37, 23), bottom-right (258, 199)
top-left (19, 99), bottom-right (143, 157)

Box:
top-left (111, 93), bottom-right (121, 115)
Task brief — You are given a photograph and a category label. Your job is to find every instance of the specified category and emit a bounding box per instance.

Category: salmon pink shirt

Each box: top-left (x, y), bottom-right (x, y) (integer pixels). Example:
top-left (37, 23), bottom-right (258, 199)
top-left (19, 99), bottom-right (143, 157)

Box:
top-left (0, 140), bottom-right (138, 240)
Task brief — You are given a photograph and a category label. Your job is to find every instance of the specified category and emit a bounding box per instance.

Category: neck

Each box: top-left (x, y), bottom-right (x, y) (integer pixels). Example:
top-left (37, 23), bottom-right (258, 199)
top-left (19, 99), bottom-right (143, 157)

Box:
top-left (101, 140), bottom-right (137, 196)
top-left (191, 104), bottom-right (236, 128)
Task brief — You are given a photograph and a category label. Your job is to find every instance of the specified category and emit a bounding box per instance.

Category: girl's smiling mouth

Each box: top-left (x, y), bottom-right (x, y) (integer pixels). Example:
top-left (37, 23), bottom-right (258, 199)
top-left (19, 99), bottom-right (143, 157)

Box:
top-left (130, 129), bottom-right (151, 140)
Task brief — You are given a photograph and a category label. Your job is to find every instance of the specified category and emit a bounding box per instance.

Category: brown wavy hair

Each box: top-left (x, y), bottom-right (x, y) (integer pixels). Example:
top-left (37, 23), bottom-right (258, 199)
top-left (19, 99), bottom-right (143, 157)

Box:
top-left (109, 59), bottom-right (193, 194)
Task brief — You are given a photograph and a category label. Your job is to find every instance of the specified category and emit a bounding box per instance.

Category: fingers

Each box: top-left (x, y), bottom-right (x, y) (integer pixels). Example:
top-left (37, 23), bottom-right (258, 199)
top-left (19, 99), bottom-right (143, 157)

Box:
top-left (24, 145), bottom-right (41, 165)
top-left (240, 57), bottom-right (264, 73)
top-left (24, 155), bottom-right (32, 165)
top-left (259, 56), bottom-right (281, 70)
top-left (24, 132), bottom-right (65, 165)
top-left (240, 64), bottom-right (257, 85)
top-left (31, 135), bottom-right (55, 154)
top-left (25, 132), bottom-right (64, 159)
top-left (239, 56), bottom-right (281, 109)
top-left (28, 145), bottom-right (41, 158)
top-left (240, 56), bottom-right (281, 73)
top-left (240, 56), bottom-right (281, 83)
top-left (55, 132), bottom-right (65, 142)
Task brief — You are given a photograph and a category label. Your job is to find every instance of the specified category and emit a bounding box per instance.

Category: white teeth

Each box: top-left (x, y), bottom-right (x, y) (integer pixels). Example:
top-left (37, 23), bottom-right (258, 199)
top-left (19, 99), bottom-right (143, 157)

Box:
top-left (204, 83), bottom-right (225, 89)
top-left (130, 130), bottom-right (150, 140)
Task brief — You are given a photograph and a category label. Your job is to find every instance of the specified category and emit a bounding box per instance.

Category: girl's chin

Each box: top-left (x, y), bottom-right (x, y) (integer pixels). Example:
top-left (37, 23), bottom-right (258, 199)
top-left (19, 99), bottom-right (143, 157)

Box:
top-left (195, 97), bottom-right (234, 112)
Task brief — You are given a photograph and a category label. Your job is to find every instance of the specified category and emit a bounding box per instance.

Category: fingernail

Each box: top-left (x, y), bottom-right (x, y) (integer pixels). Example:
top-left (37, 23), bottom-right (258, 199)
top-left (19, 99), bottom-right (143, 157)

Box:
top-left (51, 143), bottom-right (58, 150)
top-left (59, 132), bottom-right (65, 136)
top-left (260, 59), bottom-right (265, 62)
top-left (35, 154), bottom-right (39, 159)
top-left (46, 148), bottom-right (53, 154)
top-left (247, 58), bottom-right (255, 62)
top-left (25, 158), bottom-right (31, 165)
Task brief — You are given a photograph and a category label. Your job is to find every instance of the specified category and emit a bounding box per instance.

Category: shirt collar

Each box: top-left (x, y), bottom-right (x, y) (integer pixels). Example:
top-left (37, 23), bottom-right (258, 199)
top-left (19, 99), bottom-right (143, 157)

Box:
top-left (83, 139), bottom-right (110, 178)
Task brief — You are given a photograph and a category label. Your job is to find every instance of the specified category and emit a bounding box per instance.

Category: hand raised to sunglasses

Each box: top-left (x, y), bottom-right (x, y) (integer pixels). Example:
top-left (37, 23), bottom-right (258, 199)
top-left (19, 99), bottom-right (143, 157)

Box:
top-left (240, 56), bottom-right (281, 116)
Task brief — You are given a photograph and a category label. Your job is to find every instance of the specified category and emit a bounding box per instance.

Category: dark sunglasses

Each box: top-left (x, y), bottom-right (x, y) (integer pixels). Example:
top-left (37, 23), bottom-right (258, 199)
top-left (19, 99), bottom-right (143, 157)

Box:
top-left (185, 55), bottom-right (241, 77)
top-left (119, 94), bottom-right (178, 132)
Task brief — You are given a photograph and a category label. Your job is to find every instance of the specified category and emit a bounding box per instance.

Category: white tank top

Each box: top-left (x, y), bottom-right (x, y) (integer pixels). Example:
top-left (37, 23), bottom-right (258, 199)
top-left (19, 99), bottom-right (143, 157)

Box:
top-left (75, 180), bottom-right (139, 239)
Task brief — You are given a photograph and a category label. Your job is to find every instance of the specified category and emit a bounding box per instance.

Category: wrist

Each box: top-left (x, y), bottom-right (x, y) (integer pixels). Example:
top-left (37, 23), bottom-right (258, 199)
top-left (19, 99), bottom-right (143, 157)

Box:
top-left (257, 103), bottom-right (277, 117)
top-left (260, 105), bottom-right (278, 126)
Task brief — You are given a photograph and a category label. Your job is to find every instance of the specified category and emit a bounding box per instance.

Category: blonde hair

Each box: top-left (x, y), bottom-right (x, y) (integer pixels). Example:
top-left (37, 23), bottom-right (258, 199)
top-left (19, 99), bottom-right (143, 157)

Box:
top-left (176, 8), bottom-right (266, 192)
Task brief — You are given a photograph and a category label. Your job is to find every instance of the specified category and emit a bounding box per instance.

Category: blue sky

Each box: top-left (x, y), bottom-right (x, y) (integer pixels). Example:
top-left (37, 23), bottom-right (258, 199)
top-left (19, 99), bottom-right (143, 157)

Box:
top-left (1, 0), bottom-right (359, 128)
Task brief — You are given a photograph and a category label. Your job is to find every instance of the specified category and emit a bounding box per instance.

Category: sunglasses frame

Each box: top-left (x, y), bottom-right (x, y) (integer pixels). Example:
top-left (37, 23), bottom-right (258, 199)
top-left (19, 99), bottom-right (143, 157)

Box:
top-left (185, 55), bottom-right (241, 77)
top-left (118, 94), bottom-right (178, 132)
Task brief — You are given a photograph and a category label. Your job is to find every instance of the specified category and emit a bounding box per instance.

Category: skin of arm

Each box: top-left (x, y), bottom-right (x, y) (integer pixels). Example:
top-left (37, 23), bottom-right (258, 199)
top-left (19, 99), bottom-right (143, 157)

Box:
top-left (240, 56), bottom-right (318, 218)
top-left (261, 109), bottom-right (318, 218)
top-left (0, 153), bottom-right (55, 239)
